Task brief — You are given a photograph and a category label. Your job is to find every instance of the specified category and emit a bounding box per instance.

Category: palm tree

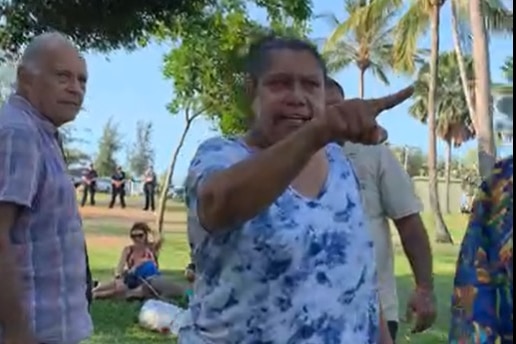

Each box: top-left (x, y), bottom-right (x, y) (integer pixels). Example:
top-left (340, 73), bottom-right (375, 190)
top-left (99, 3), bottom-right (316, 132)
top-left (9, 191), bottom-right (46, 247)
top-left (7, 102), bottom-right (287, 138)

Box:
top-left (493, 56), bottom-right (513, 96)
top-left (321, 0), bottom-right (419, 98)
top-left (410, 52), bottom-right (475, 216)
top-left (493, 57), bottom-right (513, 145)
top-left (393, 0), bottom-right (452, 243)
top-left (450, 0), bottom-right (512, 177)
top-left (393, 0), bottom-right (511, 239)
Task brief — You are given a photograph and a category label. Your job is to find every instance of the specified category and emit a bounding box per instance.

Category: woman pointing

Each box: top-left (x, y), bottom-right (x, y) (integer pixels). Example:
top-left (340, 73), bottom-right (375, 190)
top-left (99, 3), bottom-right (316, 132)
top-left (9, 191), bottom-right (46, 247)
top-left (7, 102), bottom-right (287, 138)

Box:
top-left (181, 35), bottom-right (412, 344)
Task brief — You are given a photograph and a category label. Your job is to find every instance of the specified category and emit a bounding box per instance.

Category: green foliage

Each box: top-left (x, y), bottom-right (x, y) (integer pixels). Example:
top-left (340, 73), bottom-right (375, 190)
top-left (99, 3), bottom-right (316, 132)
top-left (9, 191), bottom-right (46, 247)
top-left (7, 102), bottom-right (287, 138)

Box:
top-left (0, 0), bottom-right (312, 59)
top-left (59, 125), bottom-right (91, 167)
top-left (389, 145), bottom-right (428, 177)
top-left (0, 61), bottom-right (15, 104)
top-left (0, 0), bottom-right (212, 57)
top-left (393, 0), bottom-right (513, 73)
top-left (162, 3), bottom-right (310, 135)
top-left (493, 56), bottom-right (513, 96)
top-left (321, 0), bottom-right (424, 88)
top-left (410, 51), bottom-right (475, 147)
top-left (128, 121), bottom-right (155, 177)
top-left (502, 56), bottom-right (513, 82)
top-left (94, 118), bottom-right (123, 176)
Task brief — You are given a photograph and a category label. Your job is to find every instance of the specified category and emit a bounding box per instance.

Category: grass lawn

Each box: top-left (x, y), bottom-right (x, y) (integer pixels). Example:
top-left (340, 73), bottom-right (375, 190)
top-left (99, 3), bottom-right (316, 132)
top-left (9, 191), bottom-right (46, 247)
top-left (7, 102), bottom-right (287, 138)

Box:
top-left (83, 204), bottom-right (469, 344)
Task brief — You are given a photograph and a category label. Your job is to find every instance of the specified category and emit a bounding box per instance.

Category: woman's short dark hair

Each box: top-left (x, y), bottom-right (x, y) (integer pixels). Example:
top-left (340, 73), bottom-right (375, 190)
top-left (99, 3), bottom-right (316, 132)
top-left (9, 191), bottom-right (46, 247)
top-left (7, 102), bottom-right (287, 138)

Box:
top-left (245, 34), bottom-right (327, 84)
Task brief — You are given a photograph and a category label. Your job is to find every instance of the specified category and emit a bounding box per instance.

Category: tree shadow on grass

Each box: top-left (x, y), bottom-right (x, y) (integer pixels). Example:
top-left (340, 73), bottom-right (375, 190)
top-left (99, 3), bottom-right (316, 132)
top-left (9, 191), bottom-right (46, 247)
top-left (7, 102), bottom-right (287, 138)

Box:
top-left (88, 269), bottom-right (186, 344)
top-left (396, 272), bottom-right (454, 344)
top-left (88, 269), bottom-right (457, 344)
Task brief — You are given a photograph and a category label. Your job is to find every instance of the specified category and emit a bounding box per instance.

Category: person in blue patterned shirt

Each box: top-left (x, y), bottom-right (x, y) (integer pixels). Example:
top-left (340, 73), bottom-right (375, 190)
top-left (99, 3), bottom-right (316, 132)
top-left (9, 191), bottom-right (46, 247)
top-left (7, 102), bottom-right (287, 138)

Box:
top-left (180, 35), bottom-right (413, 344)
top-left (449, 156), bottom-right (513, 343)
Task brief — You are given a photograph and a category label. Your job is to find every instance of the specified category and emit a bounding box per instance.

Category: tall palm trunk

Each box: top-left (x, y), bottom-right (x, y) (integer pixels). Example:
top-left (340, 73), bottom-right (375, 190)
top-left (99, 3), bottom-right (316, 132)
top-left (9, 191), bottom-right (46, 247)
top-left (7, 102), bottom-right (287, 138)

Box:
top-left (444, 140), bottom-right (452, 214)
top-left (427, 3), bottom-right (453, 243)
top-left (450, 0), bottom-right (478, 131)
top-left (359, 68), bottom-right (366, 98)
top-left (470, 0), bottom-right (497, 178)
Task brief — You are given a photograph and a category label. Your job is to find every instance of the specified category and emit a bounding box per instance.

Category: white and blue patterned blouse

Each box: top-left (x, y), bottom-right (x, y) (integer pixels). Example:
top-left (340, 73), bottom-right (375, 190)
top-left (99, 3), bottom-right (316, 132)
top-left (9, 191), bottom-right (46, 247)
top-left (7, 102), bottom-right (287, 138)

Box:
top-left (180, 137), bottom-right (380, 344)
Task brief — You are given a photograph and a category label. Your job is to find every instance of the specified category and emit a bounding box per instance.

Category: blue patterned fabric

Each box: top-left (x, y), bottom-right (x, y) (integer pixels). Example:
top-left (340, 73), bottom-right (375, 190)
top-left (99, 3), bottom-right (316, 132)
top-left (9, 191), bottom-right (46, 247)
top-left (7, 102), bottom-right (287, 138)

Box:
top-left (179, 137), bottom-right (380, 344)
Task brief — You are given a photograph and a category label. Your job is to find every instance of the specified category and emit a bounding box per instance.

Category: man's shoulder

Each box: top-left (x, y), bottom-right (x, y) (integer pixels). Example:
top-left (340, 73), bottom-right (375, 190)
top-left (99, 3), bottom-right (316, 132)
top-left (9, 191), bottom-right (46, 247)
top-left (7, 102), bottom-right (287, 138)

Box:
top-left (343, 142), bottom-right (385, 157)
top-left (343, 143), bottom-right (384, 174)
top-left (0, 101), bottom-right (39, 135)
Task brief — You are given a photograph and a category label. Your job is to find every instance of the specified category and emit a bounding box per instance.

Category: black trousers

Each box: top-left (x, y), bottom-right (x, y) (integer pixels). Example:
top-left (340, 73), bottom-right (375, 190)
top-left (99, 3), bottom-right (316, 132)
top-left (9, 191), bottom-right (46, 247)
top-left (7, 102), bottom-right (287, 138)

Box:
top-left (109, 187), bottom-right (126, 208)
top-left (85, 245), bottom-right (92, 309)
top-left (81, 183), bottom-right (96, 206)
top-left (387, 321), bottom-right (398, 342)
top-left (143, 183), bottom-right (155, 211)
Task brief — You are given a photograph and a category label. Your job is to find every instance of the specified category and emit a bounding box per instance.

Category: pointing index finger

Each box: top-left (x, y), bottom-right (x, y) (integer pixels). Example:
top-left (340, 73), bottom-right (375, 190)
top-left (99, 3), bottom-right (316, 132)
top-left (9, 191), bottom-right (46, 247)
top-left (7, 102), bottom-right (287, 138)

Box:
top-left (368, 85), bottom-right (415, 116)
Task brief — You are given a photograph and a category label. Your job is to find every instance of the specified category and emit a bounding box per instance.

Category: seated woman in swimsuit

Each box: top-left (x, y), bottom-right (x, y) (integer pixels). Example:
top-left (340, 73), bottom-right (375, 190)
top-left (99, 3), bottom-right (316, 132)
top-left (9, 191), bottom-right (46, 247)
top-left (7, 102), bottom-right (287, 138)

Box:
top-left (93, 222), bottom-right (163, 300)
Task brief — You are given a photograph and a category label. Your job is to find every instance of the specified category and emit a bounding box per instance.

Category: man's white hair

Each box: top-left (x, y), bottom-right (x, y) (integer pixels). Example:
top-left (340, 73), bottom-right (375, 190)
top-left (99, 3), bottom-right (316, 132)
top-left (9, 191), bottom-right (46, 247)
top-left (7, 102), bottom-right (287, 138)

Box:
top-left (18, 31), bottom-right (76, 74)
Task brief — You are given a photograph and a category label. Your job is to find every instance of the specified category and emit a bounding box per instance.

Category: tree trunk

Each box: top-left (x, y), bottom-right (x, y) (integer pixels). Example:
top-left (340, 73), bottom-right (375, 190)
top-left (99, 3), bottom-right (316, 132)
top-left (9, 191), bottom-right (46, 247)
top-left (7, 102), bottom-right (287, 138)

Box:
top-left (470, 0), bottom-right (497, 179)
top-left (444, 140), bottom-right (452, 214)
top-left (359, 68), bottom-right (365, 98)
top-left (427, 4), bottom-right (454, 244)
top-left (155, 116), bottom-right (197, 234)
top-left (450, 0), bottom-right (478, 131)
top-left (403, 147), bottom-right (408, 171)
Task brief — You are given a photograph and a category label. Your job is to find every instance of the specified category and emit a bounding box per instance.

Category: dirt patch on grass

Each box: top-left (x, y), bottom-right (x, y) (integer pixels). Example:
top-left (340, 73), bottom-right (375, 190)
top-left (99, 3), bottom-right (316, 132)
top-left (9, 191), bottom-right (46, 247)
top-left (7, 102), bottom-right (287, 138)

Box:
top-left (80, 205), bottom-right (188, 233)
top-left (86, 234), bottom-right (128, 249)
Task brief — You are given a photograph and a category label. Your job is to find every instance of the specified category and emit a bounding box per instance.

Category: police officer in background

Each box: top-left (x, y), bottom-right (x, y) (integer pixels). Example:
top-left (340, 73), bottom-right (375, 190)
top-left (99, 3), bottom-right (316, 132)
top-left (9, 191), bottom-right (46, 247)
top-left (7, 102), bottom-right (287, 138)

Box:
top-left (109, 166), bottom-right (126, 209)
top-left (81, 163), bottom-right (98, 207)
top-left (143, 166), bottom-right (157, 211)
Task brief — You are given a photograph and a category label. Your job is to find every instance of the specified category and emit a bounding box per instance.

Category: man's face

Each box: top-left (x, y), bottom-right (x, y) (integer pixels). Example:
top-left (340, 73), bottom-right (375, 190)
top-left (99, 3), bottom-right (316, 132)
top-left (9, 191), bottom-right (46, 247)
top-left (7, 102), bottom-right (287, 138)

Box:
top-left (325, 85), bottom-right (344, 106)
top-left (22, 44), bottom-right (87, 126)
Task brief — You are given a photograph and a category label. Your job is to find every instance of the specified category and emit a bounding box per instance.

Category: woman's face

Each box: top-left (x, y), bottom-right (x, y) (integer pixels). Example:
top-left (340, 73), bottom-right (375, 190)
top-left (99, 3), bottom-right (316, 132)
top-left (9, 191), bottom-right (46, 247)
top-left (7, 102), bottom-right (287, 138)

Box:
top-left (130, 229), bottom-right (147, 245)
top-left (250, 49), bottom-right (325, 145)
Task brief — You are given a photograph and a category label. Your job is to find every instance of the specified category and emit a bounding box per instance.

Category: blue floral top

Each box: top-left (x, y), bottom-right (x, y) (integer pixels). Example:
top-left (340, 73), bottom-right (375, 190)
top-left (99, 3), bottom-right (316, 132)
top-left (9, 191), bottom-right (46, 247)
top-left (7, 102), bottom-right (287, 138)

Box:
top-left (180, 137), bottom-right (380, 344)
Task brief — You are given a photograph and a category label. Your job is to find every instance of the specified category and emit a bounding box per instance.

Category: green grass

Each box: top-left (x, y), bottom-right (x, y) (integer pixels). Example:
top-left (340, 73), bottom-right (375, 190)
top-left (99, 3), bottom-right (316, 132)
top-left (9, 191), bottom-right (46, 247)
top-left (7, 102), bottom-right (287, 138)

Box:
top-left (85, 212), bottom-right (469, 344)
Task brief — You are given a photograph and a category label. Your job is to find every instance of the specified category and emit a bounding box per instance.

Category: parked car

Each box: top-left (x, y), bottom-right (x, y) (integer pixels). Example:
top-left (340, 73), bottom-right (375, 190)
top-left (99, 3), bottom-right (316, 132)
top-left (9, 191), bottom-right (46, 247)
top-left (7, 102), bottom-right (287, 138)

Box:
top-left (71, 175), bottom-right (82, 189)
top-left (96, 178), bottom-right (112, 193)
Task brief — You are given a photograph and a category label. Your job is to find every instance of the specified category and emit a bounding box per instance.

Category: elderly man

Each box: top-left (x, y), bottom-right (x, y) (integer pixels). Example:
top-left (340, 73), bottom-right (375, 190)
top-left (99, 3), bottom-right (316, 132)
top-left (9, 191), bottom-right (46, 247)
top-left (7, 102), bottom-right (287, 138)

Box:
top-left (0, 32), bottom-right (92, 343)
top-left (326, 78), bottom-right (436, 342)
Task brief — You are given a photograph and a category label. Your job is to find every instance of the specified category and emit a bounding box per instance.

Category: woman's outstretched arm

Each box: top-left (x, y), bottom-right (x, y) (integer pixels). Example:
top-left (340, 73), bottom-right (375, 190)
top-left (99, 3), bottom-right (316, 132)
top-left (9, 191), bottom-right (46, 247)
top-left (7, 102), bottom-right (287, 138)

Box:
top-left (191, 124), bottom-right (324, 233)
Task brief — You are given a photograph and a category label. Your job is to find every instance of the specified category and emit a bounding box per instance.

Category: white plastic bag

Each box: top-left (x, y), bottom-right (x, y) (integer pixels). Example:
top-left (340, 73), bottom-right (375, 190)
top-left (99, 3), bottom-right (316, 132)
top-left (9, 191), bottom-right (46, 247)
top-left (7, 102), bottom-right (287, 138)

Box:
top-left (138, 299), bottom-right (189, 335)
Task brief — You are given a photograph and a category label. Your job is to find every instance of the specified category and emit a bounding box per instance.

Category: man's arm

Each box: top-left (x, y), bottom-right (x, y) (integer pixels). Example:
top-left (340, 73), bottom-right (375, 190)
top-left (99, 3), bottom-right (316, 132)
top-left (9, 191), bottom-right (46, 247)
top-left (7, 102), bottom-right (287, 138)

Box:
top-left (0, 127), bottom-right (40, 336)
top-left (449, 159), bottom-right (512, 343)
top-left (378, 147), bottom-right (433, 288)
top-left (0, 203), bottom-right (32, 334)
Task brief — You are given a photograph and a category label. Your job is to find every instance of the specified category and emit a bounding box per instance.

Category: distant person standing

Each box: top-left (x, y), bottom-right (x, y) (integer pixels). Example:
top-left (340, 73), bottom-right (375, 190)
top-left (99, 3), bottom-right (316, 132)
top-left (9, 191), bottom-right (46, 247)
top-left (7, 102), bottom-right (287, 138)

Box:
top-left (143, 166), bottom-right (157, 211)
top-left (81, 163), bottom-right (98, 207)
top-left (109, 166), bottom-right (126, 209)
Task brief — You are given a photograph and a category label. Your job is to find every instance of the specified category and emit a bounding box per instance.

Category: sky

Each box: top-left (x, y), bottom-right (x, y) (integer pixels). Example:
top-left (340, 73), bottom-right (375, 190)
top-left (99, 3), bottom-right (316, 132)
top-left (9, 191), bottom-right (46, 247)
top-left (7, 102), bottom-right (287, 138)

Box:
top-left (73, 1), bottom-right (514, 184)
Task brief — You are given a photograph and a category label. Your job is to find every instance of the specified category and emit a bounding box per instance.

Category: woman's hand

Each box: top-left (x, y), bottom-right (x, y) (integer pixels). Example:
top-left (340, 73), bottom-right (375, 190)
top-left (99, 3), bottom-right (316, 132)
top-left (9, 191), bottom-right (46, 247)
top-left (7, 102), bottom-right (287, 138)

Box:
top-left (311, 85), bottom-right (414, 146)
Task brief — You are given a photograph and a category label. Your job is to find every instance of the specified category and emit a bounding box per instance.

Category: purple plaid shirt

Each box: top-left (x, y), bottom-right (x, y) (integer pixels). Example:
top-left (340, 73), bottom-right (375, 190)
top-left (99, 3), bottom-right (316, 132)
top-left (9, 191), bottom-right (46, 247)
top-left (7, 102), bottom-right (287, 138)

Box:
top-left (0, 95), bottom-right (92, 343)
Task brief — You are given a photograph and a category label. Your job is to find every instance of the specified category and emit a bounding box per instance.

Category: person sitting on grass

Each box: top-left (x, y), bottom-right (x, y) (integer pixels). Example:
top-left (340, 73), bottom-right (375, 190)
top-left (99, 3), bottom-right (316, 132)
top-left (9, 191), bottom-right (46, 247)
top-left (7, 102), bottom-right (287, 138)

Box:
top-left (93, 222), bottom-right (163, 300)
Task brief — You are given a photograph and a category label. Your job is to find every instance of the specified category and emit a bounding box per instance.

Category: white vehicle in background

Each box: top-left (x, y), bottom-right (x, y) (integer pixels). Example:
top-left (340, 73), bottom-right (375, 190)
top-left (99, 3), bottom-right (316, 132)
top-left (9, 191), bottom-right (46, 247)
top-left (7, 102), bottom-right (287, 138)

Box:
top-left (95, 178), bottom-right (112, 193)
